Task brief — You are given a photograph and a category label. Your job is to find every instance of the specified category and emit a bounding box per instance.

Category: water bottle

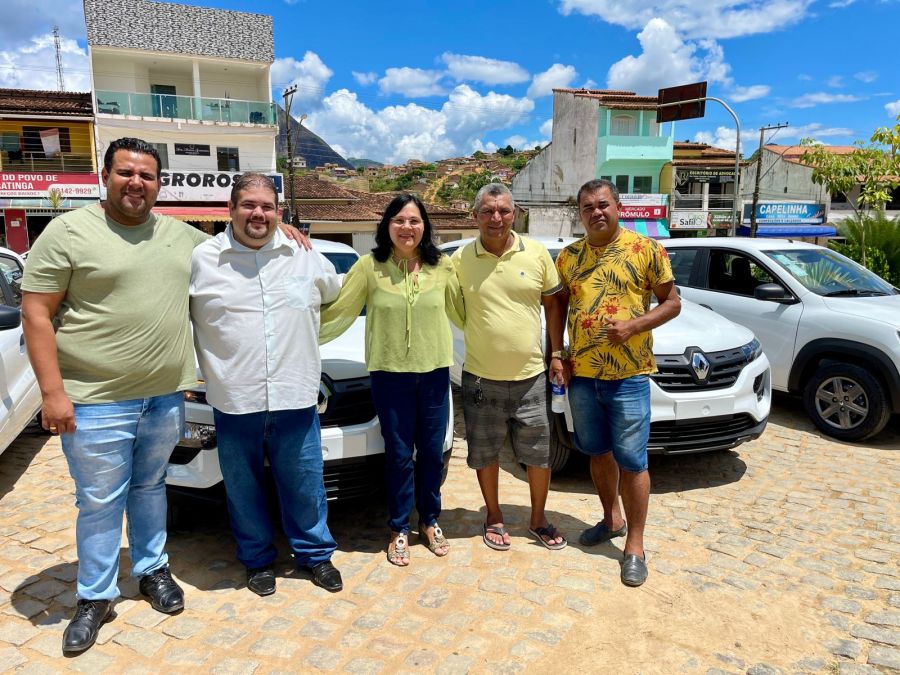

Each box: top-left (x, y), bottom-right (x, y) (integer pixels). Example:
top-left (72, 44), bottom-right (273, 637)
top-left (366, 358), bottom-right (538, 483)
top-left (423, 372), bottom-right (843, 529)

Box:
top-left (551, 377), bottom-right (566, 414)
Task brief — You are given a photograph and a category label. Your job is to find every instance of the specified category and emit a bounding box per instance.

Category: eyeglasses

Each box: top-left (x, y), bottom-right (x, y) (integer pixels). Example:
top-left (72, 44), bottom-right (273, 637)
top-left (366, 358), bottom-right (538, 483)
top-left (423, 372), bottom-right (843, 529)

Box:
top-left (477, 208), bottom-right (513, 218)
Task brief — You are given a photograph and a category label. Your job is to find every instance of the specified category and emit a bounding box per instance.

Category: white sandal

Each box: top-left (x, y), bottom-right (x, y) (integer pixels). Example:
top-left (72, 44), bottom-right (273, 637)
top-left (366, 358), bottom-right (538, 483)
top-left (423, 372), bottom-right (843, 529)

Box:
top-left (387, 532), bottom-right (409, 566)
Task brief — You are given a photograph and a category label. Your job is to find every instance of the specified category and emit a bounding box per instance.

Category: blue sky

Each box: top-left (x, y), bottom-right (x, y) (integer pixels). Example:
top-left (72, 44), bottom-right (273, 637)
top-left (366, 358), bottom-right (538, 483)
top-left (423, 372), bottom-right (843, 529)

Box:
top-left (2, 0), bottom-right (898, 164)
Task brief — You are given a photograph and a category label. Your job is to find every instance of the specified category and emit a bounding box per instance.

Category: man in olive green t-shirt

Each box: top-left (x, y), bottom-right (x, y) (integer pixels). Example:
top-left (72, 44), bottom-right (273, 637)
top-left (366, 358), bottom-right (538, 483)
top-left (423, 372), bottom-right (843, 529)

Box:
top-left (21, 138), bottom-right (203, 654)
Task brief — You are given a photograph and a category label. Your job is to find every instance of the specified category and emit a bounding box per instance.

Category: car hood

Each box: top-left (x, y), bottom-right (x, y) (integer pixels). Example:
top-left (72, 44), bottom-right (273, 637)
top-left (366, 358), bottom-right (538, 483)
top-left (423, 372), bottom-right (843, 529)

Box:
top-left (822, 294), bottom-right (900, 328)
top-left (652, 298), bottom-right (756, 355)
top-left (320, 316), bottom-right (370, 380)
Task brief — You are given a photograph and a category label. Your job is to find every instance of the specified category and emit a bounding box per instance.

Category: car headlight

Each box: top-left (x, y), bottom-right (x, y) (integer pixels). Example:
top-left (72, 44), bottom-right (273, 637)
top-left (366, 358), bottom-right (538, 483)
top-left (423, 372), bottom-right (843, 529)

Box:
top-left (740, 338), bottom-right (762, 363)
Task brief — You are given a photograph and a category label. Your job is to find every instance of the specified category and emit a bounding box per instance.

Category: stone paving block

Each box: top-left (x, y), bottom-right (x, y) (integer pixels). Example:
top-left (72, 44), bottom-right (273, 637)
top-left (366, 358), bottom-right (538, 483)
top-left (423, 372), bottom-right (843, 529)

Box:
top-left (204, 626), bottom-right (249, 648)
top-left (418, 586), bottom-right (450, 609)
top-left (343, 656), bottom-right (385, 674)
top-left (18, 578), bottom-right (66, 601)
top-left (436, 654), bottom-right (474, 675)
top-left (3, 598), bottom-right (47, 619)
top-left (792, 657), bottom-right (825, 671)
top-left (160, 616), bottom-right (206, 640)
top-left (248, 635), bottom-right (298, 658)
top-left (339, 629), bottom-right (367, 649)
top-left (164, 646), bottom-right (210, 666)
top-left (758, 545), bottom-right (791, 559)
top-left (828, 613), bottom-right (851, 631)
top-left (823, 597), bottom-right (861, 614)
top-left (890, 592), bottom-right (900, 608)
top-left (838, 664), bottom-right (881, 675)
top-left (404, 648), bottom-right (438, 668)
top-left (124, 607), bottom-right (171, 629)
top-left (299, 619), bottom-right (339, 641)
top-left (22, 633), bottom-right (59, 658)
top-left (66, 649), bottom-right (115, 672)
top-left (304, 646), bottom-right (342, 671)
top-left (0, 619), bottom-right (40, 646)
top-left (875, 576), bottom-right (900, 591)
top-left (849, 623), bottom-right (900, 646)
top-left (745, 664), bottom-right (784, 675)
top-left (800, 573), bottom-right (834, 590)
top-left (112, 628), bottom-right (170, 656)
top-left (867, 645), bottom-right (900, 670)
top-left (723, 575), bottom-right (761, 591)
top-left (865, 610), bottom-right (900, 627)
top-left (855, 549), bottom-right (891, 563)
top-left (835, 569), bottom-right (867, 583)
top-left (420, 625), bottom-right (456, 646)
top-left (323, 598), bottom-right (357, 620)
top-left (210, 658), bottom-right (260, 674)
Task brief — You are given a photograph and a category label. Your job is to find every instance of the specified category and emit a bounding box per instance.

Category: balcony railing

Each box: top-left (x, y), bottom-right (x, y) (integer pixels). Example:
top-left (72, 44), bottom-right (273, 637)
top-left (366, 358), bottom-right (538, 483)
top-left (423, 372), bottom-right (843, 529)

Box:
top-left (599, 135), bottom-right (674, 162)
top-left (95, 90), bottom-right (276, 125)
top-left (673, 195), bottom-right (736, 210)
top-left (0, 152), bottom-right (95, 173)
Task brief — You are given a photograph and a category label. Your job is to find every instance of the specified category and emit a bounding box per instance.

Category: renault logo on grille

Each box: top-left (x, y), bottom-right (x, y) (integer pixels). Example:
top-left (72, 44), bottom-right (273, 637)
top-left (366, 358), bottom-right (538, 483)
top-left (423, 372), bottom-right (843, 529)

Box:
top-left (690, 350), bottom-right (710, 381)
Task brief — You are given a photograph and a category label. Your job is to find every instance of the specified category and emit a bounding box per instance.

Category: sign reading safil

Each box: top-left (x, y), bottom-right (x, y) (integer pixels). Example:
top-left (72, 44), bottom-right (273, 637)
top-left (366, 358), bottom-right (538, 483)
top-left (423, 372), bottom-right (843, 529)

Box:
top-left (158, 171), bottom-right (284, 201)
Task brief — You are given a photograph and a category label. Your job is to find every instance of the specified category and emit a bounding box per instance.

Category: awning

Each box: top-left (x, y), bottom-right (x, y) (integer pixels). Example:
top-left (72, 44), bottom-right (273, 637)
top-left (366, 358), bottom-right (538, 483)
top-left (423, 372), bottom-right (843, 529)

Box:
top-left (737, 224), bottom-right (837, 238)
top-left (622, 219), bottom-right (670, 239)
top-left (153, 206), bottom-right (230, 223)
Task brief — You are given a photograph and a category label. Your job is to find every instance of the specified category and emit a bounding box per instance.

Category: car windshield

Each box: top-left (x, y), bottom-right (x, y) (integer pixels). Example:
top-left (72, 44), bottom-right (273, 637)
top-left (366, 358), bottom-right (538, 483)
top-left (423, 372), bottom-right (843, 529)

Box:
top-left (764, 248), bottom-right (896, 296)
top-left (323, 252), bottom-right (358, 275)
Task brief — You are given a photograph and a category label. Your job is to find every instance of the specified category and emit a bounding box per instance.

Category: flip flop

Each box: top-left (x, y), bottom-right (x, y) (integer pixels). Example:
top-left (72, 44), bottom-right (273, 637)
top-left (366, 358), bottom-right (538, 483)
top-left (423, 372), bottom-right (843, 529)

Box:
top-left (528, 524), bottom-right (568, 550)
top-left (482, 523), bottom-right (510, 551)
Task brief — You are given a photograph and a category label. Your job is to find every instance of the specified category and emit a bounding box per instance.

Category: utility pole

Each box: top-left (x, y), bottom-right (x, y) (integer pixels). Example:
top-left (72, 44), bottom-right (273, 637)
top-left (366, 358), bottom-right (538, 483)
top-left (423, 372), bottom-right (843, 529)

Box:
top-left (282, 85), bottom-right (299, 227)
top-left (53, 26), bottom-right (65, 92)
top-left (749, 123), bottom-right (789, 237)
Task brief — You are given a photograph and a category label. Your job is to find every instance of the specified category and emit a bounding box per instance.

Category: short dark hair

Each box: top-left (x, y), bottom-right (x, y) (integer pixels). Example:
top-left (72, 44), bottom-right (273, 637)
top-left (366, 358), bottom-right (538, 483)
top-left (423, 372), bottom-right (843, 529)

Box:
top-left (229, 172), bottom-right (278, 206)
top-left (576, 178), bottom-right (620, 207)
top-left (372, 193), bottom-right (441, 266)
top-left (103, 137), bottom-right (162, 177)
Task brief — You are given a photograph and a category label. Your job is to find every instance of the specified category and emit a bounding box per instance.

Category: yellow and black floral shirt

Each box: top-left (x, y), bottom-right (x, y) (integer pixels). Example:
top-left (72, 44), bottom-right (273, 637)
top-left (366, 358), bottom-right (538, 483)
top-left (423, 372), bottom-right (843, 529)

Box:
top-left (555, 229), bottom-right (673, 380)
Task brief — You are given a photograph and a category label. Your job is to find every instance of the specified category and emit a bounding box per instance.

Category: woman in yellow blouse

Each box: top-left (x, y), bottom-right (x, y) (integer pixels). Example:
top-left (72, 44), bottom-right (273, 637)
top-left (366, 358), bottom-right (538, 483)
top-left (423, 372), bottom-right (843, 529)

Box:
top-left (320, 194), bottom-right (465, 566)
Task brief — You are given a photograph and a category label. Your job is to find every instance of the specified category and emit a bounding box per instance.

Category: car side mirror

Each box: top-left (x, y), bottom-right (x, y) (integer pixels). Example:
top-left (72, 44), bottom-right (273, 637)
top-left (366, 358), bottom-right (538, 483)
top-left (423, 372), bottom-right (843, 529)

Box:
top-left (0, 305), bottom-right (21, 330)
top-left (753, 282), bottom-right (795, 303)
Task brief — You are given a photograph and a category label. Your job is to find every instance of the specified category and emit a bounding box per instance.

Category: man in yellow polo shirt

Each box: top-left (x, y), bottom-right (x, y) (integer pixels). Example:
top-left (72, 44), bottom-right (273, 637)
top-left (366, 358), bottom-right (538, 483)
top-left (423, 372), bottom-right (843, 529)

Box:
top-left (451, 183), bottom-right (568, 551)
top-left (550, 178), bottom-right (680, 587)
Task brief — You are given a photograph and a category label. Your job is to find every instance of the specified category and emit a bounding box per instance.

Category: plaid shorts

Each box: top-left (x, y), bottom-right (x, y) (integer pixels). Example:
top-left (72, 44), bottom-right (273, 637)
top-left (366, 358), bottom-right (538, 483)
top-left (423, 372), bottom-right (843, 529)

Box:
top-left (460, 371), bottom-right (550, 470)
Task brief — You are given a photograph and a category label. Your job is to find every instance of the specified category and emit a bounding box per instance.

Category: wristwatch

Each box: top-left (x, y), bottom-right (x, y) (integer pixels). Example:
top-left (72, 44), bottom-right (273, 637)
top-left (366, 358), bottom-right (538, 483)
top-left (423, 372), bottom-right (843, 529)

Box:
top-left (551, 349), bottom-right (569, 360)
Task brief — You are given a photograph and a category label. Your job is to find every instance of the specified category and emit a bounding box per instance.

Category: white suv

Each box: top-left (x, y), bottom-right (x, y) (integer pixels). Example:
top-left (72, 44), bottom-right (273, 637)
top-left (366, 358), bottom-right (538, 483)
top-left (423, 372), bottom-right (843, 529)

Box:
top-left (439, 237), bottom-right (772, 471)
top-left (165, 239), bottom-right (454, 500)
top-left (663, 237), bottom-right (900, 441)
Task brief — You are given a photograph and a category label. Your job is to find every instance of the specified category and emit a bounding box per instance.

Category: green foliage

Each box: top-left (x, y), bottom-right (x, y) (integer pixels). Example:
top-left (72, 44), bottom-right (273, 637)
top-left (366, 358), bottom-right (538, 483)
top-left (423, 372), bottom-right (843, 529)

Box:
top-left (435, 171), bottom-right (495, 206)
top-left (370, 167), bottom-right (427, 192)
top-left (829, 210), bottom-right (900, 285)
top-left (472, 150), bottom-right (487, 160)
top-left (497, 144), bottom-right (516, 157)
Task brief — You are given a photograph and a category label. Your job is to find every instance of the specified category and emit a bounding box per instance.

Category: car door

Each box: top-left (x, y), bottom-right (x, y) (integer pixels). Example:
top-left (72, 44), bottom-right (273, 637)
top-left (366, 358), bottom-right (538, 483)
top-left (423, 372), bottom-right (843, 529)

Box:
top-left (0, 252), bottom-right (40, 452)
top-left (668, 246), bottom-right (803, 392)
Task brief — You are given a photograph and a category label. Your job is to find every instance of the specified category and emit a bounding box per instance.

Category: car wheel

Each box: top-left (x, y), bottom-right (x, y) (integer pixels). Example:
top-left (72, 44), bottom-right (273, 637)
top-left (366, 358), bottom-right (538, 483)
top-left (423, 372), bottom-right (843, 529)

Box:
top-left (802, 363), bottom-right (891, 442)
top-left (548, 412), bottom-right (575, 473)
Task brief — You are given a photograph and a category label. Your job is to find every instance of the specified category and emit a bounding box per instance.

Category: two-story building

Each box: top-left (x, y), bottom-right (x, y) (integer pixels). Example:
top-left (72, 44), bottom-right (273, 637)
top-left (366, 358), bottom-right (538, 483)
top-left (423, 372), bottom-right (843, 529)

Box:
top-left (512, 88), bottom-right (674, 238)
top-left (84, 0), bottom-right (280, 231)
top-left (669, 141), bottom-right (742, 237)
top-left (0, 89), bottom-right (98, 251)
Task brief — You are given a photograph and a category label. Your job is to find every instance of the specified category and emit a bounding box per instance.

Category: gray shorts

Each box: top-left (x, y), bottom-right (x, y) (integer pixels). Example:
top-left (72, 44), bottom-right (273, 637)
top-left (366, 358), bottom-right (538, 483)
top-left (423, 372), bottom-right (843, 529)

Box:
top-left (461, 371), bottom-right (550, 470)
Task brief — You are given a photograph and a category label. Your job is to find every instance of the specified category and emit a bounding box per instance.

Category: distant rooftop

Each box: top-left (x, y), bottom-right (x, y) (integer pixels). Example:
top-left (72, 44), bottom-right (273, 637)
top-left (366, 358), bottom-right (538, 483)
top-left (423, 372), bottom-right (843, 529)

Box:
top-left (553, 88), bottom-right (659, 111)
top-left (83, 0), bottom-right (274, 63)
top-left (0, 88), bottom-right (92, 117)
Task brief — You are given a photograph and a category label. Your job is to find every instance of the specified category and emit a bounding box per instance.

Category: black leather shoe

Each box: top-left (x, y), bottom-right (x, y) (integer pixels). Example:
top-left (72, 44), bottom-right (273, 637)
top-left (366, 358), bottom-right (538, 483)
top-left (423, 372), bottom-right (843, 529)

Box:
top-left (247, 567), bottom-right (276, 596)
top-left (139, 565), bottom-right (184, 613)
top-left (300, 560), bottom-right (343, 592)
top-left (621, 553), bottom-right (649, 587)
top-left (62, 599), bottom-right (112, 654)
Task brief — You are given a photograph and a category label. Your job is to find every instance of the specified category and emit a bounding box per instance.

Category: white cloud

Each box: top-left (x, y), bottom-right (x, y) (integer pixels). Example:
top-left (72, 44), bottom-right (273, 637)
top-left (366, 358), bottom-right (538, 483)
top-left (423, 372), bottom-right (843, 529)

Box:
top-left (527, 63), bottom-right (578, 98)
top-left (693, 126), bottom-right (756, 152)
top-left (606, 18), bottom-right (729, 95)
top-left (503, 135), bottom-right (546, 150)
top-left (829, 0), bottom-right (857, 6)
top-left (581, 78), bottom-right (598, 89)
top-left (378, 67), bottom-right (446, 97)
top-left (271, 52), bottom-right (333, 110)
top-left (0, 1), bottom-right (86, 50)
top-left (773, 123), bottom-right (854, 140)
top-left (558, 0), bottom-right (813, 40)
top-left (441, 53), bottom-right (529, 85)
top-left (695, 122), bottom-right (854, 153)
top-left (827, 75), bottom-right (844, 88)
top-left (0, 33), bottom-right (90, 91)
top-left (855, 71), bottom-right (877, 83)
top-left (352, 71), bottom-right (377, 86)
top-left (798, 73), bottom-right (812, 81)
top-left (886, 100), bottom-right (900, 117)
top-left (730, 84), bottom-right (770, 102)
top-left (790, 92), bottom-right (862, 108)
top-left (540, 118), bottom-right (553, 137)
top-left (305, 85), bottom-right (533, 164)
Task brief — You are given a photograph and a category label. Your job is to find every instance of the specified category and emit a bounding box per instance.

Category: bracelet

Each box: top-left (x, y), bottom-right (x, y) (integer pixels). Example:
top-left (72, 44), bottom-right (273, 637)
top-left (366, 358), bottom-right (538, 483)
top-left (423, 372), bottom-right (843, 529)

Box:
top-left (551, 350), bottom-right (568, 359)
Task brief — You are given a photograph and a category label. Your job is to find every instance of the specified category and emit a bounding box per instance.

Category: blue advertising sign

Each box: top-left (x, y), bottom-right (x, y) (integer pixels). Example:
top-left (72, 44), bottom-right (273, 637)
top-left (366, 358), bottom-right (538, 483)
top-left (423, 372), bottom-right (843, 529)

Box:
top-left (742, 202), bottom-right (826, 225)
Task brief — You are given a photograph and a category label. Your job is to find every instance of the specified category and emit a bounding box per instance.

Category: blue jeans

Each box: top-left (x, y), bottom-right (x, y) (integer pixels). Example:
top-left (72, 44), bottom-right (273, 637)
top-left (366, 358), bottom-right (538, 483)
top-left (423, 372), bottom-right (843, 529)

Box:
top-left (60, 392), bottom-right (184, 600)
top-left (213, 406), bottom-right (336, 569)
top-left (568, 375), bottom-right (651, 473)
top-left (370, 368), bottom-right (449, 533)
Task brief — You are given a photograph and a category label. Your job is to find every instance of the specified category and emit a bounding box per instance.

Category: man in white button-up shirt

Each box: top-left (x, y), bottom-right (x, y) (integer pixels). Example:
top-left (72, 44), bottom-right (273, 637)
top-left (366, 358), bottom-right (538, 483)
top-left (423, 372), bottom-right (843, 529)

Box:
top-left (189, 173), bottom-right (343, 596)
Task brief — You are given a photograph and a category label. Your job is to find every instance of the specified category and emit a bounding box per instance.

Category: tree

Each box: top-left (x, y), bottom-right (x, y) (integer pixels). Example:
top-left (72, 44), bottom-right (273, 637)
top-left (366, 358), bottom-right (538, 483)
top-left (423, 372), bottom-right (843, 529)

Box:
top-left (472, 150), bottom-right (487, 160)
top-left (800, 115), bottom-right (900, 266)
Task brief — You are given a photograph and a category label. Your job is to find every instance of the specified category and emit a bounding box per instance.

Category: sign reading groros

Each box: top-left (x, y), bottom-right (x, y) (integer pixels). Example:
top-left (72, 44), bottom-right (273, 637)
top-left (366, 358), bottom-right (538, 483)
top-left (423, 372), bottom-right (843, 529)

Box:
top-left (0, 172), bottom-right (100, 198)
top-left (157, 170), bottom-right (284, 201)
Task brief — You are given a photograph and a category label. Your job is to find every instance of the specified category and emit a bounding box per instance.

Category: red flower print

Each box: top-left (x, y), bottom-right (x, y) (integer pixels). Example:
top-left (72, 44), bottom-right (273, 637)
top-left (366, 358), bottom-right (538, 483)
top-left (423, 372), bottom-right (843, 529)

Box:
top-left (580, 314), bottom-right (595, 330)
top-left (602, 300), bottom-right (619, 316)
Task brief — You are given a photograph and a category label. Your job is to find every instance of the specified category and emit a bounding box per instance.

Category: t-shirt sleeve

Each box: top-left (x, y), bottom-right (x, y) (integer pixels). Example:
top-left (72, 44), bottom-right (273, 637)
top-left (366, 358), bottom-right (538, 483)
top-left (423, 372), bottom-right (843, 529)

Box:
top-left (21, 218), bottom-right (73, 293)
top-left (539, 245), bottom-right (562, 295)
top-left (555, 249), bottom-right (571, 293)
top-left (314, 250), bottom-right (342, 305)
top-left (647, 240), bottom-right (675, 287)
top-left (182, 221), bottom-right (211, 248)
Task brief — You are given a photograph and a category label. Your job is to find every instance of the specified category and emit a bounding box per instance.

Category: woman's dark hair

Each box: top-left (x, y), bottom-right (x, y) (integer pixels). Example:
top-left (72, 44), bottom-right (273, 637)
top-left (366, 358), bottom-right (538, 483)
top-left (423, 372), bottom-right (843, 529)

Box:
top-left (372, 193), bottom-right (442, 265)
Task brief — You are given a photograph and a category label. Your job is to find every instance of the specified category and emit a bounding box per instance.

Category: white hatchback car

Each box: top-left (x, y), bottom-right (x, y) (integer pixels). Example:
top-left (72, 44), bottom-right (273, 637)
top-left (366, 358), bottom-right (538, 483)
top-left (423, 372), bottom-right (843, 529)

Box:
top-left (165, 239), bottom-right (454, 501)
top-left (0, 247), bottom-right (42, 455)
top-left (440, 236), bottom-right (772, 470)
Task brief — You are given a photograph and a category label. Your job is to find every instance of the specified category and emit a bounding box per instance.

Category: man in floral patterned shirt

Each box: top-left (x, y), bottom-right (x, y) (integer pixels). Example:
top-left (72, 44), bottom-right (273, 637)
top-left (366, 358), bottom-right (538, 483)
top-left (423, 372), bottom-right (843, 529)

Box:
top-left (549, 179), bottom-right (680, 586)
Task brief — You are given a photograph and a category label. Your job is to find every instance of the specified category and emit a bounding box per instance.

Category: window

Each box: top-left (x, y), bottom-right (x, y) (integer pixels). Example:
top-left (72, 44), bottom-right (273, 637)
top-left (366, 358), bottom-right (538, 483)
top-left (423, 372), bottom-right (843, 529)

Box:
top-left (217, 147), bottom-right (240, 171)
top-left (666, 248), bottom-right (699, 286)
top-left (22, 126), bottom-right (71, 157)
top-left (614, 175), bottom-right (629, 193)
top-left (0, 254), bottom-right (24, 307)
top-left (707, 251), bottom-right (774, 297)
top-left (611, 115), bottom-right (635, 135)
top-left (633, 176), bottom-right (652, 194)
top-left (600, 175), bottom-right (612, 182)
top-left (151, 143), bottom-right (169, 170)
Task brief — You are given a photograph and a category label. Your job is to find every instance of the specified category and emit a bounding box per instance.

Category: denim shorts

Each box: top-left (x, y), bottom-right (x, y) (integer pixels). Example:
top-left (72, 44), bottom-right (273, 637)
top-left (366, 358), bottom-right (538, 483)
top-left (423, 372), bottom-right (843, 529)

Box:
top-left (568, 375), bottom-right (651, 473)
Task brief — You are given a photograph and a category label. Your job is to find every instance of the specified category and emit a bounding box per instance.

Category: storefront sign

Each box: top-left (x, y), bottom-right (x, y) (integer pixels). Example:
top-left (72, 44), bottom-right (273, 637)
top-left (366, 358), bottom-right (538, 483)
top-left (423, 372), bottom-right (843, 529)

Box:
top-left (620, 193), bottom-right (668, 206)
top-left (618, 193), bottom-right (667, 220)
top-left (157, 171), bottom-right (284, 201)
top-left (670, 210), bottom-right (708, 229)
top-left (174, 143), bottom-right (211, 156)
top-left (742, 202), bottom-right (825, 225)
top-left (708, 211), bottom-right (736, 227)
top-left (0, 172), bottom-right (99, 198)
top-left (675, 167), bottom-right (734, 184)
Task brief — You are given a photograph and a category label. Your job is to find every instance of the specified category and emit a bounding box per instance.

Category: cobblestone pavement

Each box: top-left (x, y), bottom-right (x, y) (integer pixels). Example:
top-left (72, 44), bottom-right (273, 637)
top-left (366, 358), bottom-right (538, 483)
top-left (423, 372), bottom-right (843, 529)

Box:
top-left (0, 392), bottom-right (898, 674)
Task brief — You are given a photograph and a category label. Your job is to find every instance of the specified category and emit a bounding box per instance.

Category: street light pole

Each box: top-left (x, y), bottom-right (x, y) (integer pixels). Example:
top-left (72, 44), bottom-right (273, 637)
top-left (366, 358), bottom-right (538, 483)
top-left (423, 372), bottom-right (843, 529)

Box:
top-left (282, 85), bottom-right (299, 227)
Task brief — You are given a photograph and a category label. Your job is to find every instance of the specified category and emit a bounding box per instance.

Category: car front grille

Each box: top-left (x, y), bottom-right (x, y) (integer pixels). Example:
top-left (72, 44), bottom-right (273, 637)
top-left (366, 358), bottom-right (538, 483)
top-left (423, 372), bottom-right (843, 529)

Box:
top-left (648, 413), bottom-right (763, 453)
top-left (319, 376), bottom-right (376, 427)
top-left (652, 345), bottom-right (750, 392)
top-left (323, 455), bottom-right (384, 501)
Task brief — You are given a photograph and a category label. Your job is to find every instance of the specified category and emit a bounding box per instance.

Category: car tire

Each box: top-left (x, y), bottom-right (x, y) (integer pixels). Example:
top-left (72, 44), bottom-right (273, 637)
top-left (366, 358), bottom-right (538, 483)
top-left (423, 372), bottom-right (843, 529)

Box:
top-left (802, 363), bottom-right (891, 442)
top-left (440, 449), bottom-right (452, 485)
top-left (548, 412), bottom-right (575, 473)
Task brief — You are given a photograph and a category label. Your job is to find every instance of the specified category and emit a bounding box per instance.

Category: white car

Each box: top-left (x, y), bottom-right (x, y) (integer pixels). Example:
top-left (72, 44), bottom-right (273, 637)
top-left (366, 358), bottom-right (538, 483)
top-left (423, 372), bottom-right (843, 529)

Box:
top-left (663, 237), bottom-right (900, 441)
top-left (0, 247), bottom-right (42, 455)
top-left (440, 236), bottom-right (772, 471)
top-left (166, 239), bottom-right (454, 500)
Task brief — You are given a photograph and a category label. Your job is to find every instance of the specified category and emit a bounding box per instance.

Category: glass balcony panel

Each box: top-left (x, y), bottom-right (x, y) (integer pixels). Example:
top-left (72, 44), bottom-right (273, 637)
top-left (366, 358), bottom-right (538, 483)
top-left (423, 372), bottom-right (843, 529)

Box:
top-left (96, 90), bottom-right (275, 124)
